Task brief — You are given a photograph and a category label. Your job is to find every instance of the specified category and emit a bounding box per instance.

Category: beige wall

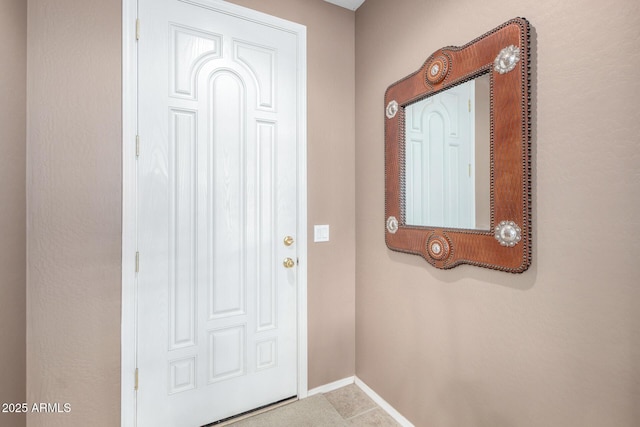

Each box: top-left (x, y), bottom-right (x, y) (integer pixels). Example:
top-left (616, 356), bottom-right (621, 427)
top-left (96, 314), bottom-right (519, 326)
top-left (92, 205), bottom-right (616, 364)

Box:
top-left (26, 0), bottom-right (122, 425)
top-left (0, 0), bottom-right (27, 426)
top-left (227, 0), bottom-right (357, 389)
top-left (355, 0), bottom-right (640, 426)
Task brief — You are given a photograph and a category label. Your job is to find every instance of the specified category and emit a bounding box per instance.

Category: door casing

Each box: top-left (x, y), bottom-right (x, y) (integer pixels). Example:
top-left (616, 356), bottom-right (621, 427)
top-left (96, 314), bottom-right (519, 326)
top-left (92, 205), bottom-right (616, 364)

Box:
top-left (120, 0), bottom-right (308, 425)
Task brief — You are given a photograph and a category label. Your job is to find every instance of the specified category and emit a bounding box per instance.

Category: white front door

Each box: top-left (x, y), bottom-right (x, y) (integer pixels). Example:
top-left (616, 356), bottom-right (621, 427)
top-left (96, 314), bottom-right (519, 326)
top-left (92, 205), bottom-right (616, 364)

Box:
top-left (136, 1), bottom-right (304, 425)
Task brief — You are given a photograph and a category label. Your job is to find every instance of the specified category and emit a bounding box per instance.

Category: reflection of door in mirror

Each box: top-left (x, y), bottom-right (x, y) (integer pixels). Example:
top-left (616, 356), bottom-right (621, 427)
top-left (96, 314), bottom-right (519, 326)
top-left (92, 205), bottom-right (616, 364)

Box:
top-left (404, 74), bottom-right (490, 230)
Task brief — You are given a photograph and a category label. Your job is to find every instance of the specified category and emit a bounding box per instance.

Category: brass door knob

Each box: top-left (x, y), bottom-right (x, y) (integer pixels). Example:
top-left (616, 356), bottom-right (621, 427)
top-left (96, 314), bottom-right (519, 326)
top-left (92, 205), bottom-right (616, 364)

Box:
top-left (283, 236), bottom-right (294, 246)
top-left (283, 257), bottom-right (295, 268)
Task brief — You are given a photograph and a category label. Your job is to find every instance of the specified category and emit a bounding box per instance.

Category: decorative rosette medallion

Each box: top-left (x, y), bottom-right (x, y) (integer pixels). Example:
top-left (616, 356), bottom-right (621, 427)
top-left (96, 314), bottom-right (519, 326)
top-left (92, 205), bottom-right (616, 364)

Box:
top-left (385, 100), bottom-right (398, 119)
top-left (426, 234), bottom-right (451, 261)
top-left (494, 220), bottom-right (522, 247)
top-left (426, 55), bottom-right (449, 85)
top-left (386, 216), bottom-right (398, 234)
top-left (494, 45), bottom-right (520, 74)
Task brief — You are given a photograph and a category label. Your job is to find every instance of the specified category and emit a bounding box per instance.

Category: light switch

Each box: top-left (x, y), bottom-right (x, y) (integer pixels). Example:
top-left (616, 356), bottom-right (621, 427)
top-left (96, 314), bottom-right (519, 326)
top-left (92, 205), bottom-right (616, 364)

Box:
top-left (314, 225), bottom-right (330, 242)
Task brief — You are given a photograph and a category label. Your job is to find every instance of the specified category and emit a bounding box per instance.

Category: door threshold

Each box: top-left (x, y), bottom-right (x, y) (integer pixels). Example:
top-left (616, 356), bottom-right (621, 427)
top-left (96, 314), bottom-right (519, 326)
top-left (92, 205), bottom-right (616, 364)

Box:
top-left (203, 396), bottom-right (298, 426)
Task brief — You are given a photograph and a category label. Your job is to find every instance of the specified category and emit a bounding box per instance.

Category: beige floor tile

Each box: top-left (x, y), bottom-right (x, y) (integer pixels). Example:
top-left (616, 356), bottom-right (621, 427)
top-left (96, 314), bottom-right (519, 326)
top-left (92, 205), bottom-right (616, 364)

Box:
top-left (324, 384), bottom-right (377, 419)
top-left (223, 385), bottom-right (401, 427)
top-left (347, 408), bottom-right (401, 426)
top-left (228, 395), bottom-right (348, 427)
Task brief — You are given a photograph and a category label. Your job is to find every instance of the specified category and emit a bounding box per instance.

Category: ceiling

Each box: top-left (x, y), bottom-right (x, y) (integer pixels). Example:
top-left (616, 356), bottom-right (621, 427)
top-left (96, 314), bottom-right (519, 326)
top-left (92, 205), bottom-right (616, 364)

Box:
top-left (323, 0), bottom-right (366, 11)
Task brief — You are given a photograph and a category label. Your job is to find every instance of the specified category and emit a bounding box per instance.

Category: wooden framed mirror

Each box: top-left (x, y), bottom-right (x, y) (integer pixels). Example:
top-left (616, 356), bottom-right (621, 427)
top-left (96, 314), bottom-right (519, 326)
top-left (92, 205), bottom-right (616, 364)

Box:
top-left (384, 18), bottom-right (532, 273)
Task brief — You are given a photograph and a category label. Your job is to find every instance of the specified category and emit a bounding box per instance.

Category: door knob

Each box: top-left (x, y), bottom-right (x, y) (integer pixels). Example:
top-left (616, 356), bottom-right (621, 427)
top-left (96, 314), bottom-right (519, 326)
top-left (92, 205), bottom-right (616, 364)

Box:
top-left (283, 236), bottom-right (294, 246)
top-left (283, 257), bottom-right (295, 268)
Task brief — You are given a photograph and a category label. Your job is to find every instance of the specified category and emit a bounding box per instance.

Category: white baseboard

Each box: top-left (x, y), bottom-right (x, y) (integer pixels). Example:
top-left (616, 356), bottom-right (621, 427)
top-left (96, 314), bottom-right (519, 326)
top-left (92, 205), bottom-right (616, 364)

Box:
top-left (355, 377), bottom-right (414, 427)
top-left (307, 376), bottom-right (355, 396)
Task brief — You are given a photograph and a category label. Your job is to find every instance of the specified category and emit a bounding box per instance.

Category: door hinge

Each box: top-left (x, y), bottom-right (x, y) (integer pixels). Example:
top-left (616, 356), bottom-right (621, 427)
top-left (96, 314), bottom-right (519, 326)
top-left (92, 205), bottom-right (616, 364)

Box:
top-left (134, 368), bottom-right (139, 390)
top-left (135, 251), bottom-right (140, 273)
top-left (468, 164), bottom-right (472, 177)
top-left (136, 135), bottom-right (140, 157)
top-left (136, 19), bottom-right (140, 41)
top-left (468, 99), bottom-right (471, 113)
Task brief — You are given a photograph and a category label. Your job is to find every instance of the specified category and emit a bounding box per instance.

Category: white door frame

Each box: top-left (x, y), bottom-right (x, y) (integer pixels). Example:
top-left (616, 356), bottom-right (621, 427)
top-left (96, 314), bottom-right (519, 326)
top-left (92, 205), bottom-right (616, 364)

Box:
top-left (120, 0), bottom-right (308, 425)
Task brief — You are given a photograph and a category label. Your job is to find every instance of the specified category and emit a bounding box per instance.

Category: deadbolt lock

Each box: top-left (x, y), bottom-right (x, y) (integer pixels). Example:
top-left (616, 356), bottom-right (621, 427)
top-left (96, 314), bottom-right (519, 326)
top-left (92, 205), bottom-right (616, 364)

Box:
top-left (283, 236), bottom-right (294, 246)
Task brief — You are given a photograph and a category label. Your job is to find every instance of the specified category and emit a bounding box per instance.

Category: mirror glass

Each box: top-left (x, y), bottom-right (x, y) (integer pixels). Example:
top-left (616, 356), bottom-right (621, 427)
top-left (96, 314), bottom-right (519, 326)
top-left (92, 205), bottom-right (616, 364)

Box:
top-left (404, 73), bottom-right (491, 230)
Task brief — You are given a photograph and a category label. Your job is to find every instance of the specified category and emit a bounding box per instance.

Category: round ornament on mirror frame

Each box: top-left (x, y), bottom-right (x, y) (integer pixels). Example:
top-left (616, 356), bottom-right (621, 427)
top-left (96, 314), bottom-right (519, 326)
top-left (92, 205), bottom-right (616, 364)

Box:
top-left (494, 220), bottom-right (522, 247)
top-left (386, 216), bottom-right (398, 234)
top-left (426, 234), bottom-right (451, 261)
top-left (494, 45), bottom-right (520, 74)
top-left (425, 55), bottom-right (449, 85)
top-left (385, 100), bottom-right (398, 119)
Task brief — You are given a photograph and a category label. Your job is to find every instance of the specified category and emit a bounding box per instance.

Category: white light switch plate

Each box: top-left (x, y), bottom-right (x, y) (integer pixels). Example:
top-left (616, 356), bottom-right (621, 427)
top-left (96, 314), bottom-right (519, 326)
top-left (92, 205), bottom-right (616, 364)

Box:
top-left (314, 225), bottom-right (330, 242)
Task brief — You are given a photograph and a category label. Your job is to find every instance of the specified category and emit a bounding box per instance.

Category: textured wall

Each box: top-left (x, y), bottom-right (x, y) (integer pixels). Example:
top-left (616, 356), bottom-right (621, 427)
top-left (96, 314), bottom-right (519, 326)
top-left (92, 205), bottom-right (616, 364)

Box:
top-left (355, 0), bottom-right (640, 426)
top-left (0, 0), bottom-right (27, 426)
top-left (26, 0), bottom-right (122, 425)
top-left (227, 0), bottom-right (357, 389)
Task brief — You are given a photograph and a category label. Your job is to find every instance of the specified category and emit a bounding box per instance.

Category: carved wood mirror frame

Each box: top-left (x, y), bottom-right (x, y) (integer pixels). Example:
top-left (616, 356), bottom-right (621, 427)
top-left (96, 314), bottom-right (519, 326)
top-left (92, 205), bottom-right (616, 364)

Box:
top-left (384, 18), bottom-right (532, 273)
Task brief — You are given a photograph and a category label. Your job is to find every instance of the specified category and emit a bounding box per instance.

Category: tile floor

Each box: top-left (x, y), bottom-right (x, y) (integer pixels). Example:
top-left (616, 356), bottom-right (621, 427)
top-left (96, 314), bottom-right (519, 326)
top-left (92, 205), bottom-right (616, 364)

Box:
top-left (225, 384), bottom-right (400, 426)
